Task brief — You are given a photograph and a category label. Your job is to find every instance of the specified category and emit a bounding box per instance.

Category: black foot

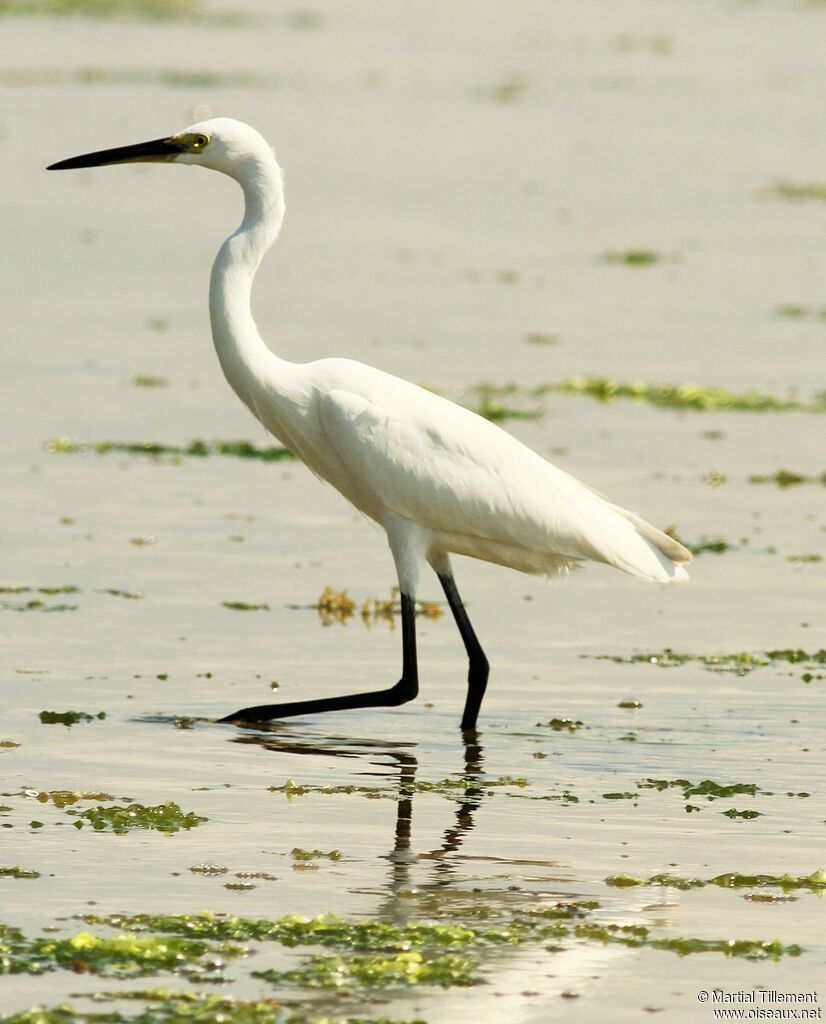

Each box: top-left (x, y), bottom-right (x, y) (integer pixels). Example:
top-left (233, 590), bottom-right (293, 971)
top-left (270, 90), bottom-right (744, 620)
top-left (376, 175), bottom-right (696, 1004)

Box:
top-left (217, 676), bottom-right (418, 724)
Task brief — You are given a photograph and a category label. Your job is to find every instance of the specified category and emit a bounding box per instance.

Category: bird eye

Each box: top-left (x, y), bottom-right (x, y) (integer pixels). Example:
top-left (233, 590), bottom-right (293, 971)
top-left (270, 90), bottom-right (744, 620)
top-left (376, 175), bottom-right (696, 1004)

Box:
top-left (192, 133), bottom-right (210, 150)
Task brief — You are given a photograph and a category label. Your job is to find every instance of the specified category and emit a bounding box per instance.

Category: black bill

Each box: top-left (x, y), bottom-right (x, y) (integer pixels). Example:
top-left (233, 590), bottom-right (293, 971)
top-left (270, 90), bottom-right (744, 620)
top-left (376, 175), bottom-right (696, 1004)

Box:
top-left (47, 136), bottom-right (185, 171)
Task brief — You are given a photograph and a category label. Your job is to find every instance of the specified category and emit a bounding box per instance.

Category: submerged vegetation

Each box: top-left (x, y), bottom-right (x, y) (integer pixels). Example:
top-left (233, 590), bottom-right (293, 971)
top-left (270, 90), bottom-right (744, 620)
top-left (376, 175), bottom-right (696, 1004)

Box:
top-left (605, 869), bottom-right (826, 893)
top-left (71, 901), bottom-right (803, 999)
top-left (268, 775), bottom-right (528, 802)
top-left (0, 67), bottom-right (273, 89)
top-left (1, 585), bottom-right (79, 611)
top-left (0, 923), bottom-right (242, 979)
top-left (0, 992), bottom-right (422, 1024)
top-left (38, 711), bottom-right (105, 726)
top-left (591, 647), bottom-right (826, 678)
top-left (67, 802), bottom-right (207, 834)
top-left (764, 180), bottom-right (826, 204)
top-left (452, 378), bottom-right (826, 416)
top-left (46, 438), bottom-right (296, 462)
top-left (0, 994), bottom-right (290, 1024)
top-left (0, 0), bottom-right (255, 27)
top-left (748, 468), bottom-right (826, 487)
top-left (774, 302), bottom-right (826, 321)
top-left (601, 248), bottom-right (669, 266)
top-left (0, 867), bottom-right (39, 879)
top-left (540, 377), bottom-right (826, 412)
top-left (573, 923), bottom-right (799, 960)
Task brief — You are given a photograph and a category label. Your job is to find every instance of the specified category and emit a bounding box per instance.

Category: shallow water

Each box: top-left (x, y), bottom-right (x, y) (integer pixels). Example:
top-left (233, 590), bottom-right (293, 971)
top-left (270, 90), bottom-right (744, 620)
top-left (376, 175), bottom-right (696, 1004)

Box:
top-left (1, 1), bottom-right (825, 1021)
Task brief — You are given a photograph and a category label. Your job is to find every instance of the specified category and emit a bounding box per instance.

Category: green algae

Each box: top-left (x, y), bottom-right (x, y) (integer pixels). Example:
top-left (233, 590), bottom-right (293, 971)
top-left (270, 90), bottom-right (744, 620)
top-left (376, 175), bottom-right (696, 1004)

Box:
top-left (68, 801), bottom-right (207, 834)
top-left (223, 601), bottom-right (270, 612)
top-left (573, 922), bottom-right (800, 960)
top-left (0, 0), bottom-right (242, 23)
top-left (638, 778), bottom-right (761, 801)
top-left (46, 438), bottom-right (295, 462)
top-left (0, 991), bottom-right (419, 1024)
top-left (291, 848), bottom-right (342, 862)
top-left (774, 302), bottom-right (826, 321)
top-left (39, 710), bottom-right (106, 727)
top-left (453, 377), bottom-right (826, 415)
top-left (687, 537), bottom-right (739, 555)
top-left (749, 468), bottom-right (826, 487)
top-left (0, 0), bottom-right (256, 27)
top-left (479, 71), bottom-right (531, 104)
top-left (23, 896), bottom-right (807, 1005)
top-left (268, 775), bottom-right (527, 802)
top-left (541, 376), bottom-right (826, 412)
top-left (765, 180), bottom-right (826, 204)
top-left (722, 808), bottom-right (762, 819)
top-left (524, 331), bottom-right (560, 346)
top-left (472, 384), bottom-right (543, 422)
top-left (591, 647), bottom-right (826, 676)
top-left (82, 911), bottom-right (534, 952)
top-left (2, 66), bottom-right (272, 89)
top-left (606, 870), bottom-right (826, 893)
top-left (0, 585), bottom-right (78, 595)
top-left (414, 775), bottom-right (528, 794)
top-left (1, 598), bottom-right (78, 612)
top-left (712, 870), bottom-right (826, 891)
top-left (36, 790), bottom-right (116, 809)
top-left (0, 0), bottom-right (201, 18)
top-left (0, 924), bottom-right (242, 979)
top-left (601, 248), bottom-right (666, 266)
top-left (539, 717), bottom-right (584, 732)
top-left (0, 867), bottom-right (39, 879)
top-left (253, 948), bottom-right (479, 989)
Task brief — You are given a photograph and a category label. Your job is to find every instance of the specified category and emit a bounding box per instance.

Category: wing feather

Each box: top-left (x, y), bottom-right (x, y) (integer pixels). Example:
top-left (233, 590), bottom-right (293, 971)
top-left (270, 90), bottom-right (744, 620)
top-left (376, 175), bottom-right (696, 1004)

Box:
top-left (319, 386), bottom-right (690, 582)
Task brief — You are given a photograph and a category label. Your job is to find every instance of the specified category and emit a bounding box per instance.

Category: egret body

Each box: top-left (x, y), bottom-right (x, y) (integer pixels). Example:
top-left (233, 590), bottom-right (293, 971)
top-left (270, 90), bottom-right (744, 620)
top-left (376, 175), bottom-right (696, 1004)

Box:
top-left (49, 118), bottom-right (691, 731)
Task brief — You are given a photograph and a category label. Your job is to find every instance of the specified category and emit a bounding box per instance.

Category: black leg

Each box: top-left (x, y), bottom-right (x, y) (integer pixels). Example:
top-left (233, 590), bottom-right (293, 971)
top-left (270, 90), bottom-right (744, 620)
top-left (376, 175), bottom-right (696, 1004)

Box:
top-left (217, 593), bottom-right (419, 724)
top-left (437, 573), bottom-right (489, 732)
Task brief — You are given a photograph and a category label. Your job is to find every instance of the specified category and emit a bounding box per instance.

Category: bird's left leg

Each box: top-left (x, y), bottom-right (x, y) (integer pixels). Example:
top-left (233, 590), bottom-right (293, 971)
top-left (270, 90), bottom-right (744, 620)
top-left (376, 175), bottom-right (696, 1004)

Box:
top-left (429, 553), bottom-right (490, 732)
top-left (216, 519), bottom-right (421, 724)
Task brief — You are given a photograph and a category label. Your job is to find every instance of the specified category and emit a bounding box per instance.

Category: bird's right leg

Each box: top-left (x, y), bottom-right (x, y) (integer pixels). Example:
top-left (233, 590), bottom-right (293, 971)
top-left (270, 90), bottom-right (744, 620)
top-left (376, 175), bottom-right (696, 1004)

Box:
top-left (430, 554), bottom-right (489, 732)
top-left (216, 593), bottom-right (418, 723)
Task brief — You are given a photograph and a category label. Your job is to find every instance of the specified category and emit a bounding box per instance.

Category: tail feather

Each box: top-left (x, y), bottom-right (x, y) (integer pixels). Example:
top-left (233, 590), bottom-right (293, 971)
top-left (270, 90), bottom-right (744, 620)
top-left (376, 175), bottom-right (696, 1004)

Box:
top-left (613, 507), bottom-right (693, 563)
top-left (605, 504), bottom-right (692, 583)
top-left (585, 503), bottom-right (696, 585)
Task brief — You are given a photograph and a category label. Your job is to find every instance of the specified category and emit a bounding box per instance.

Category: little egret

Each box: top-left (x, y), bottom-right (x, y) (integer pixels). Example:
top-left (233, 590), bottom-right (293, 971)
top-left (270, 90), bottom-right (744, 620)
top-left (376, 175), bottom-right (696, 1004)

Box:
top-left (49, 118), bottom-right (691, 731)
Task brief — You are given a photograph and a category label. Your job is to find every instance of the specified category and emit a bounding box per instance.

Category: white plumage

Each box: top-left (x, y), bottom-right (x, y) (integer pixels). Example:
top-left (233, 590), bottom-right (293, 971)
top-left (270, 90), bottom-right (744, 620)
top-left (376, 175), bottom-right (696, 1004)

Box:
top-left (49, 117), bottom-right (691, 730)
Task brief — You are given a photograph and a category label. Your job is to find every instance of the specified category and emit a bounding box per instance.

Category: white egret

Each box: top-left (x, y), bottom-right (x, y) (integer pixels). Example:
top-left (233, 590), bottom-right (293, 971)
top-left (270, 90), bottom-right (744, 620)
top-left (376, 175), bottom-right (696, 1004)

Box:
top-left (48, 118), bottom-right (691, 731)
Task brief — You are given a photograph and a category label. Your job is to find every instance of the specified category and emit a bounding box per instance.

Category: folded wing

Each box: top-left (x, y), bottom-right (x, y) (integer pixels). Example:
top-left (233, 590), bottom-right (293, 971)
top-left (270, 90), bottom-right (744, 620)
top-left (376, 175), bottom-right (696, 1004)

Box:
top-left (320, 386), bottom-right (691, 583)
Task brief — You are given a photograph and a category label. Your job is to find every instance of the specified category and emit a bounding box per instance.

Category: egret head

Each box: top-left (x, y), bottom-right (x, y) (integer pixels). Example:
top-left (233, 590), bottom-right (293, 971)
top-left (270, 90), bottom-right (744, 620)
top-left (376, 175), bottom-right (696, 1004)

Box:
top-left (48, 117), bottom-right (277, 182)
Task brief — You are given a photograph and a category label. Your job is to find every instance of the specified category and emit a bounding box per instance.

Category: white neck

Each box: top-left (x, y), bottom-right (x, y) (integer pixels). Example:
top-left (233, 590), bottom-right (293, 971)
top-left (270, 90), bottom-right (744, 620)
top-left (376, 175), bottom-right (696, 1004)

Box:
top-left (208, 152), bottom-right (287, 412)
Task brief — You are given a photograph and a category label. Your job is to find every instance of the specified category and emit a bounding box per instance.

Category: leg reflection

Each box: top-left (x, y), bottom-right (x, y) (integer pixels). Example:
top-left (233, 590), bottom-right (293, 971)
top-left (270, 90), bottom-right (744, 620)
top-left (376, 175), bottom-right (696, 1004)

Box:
top-left (381, 735), bottom-right (487, 922)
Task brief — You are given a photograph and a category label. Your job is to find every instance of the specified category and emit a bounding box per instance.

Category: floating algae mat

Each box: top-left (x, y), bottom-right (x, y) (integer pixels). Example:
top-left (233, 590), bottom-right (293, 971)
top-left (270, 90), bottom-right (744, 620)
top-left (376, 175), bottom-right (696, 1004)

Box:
top-left (0, 923), bottom-right (243, 980)
top-left (605, 870), bottom-right (826, 893)
top-left (66, 904), bottom-right (804, 1000)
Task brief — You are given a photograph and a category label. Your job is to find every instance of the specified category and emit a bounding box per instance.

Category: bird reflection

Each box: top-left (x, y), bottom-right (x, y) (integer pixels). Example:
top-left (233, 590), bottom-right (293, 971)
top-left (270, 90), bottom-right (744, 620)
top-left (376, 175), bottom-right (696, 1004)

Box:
top-left (228, 726), bottom-right (486, 923)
